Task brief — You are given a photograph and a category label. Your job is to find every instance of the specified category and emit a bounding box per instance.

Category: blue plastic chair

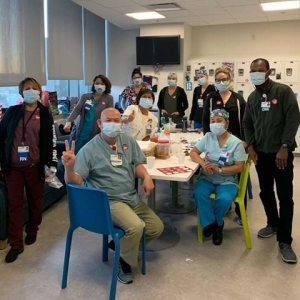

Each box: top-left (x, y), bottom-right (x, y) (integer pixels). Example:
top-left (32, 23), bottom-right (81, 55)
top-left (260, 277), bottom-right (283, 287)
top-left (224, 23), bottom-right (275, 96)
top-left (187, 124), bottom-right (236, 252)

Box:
top-left (61, 184), bottom-right (146, 300)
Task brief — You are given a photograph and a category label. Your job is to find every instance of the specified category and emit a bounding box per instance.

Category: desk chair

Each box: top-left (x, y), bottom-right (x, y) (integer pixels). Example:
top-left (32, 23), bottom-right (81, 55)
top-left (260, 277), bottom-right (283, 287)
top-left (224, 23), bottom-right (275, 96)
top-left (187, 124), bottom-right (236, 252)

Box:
top-left (61, 184), bottom-right (146, 300)
top-left (197, 161), bottom-right (252, 249)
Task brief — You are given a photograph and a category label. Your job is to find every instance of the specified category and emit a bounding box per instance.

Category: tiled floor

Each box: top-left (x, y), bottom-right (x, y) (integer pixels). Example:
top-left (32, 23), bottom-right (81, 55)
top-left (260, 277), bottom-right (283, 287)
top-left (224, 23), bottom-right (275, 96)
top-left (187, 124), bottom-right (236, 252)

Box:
top-left (1, 158), bottom-right (300, 300)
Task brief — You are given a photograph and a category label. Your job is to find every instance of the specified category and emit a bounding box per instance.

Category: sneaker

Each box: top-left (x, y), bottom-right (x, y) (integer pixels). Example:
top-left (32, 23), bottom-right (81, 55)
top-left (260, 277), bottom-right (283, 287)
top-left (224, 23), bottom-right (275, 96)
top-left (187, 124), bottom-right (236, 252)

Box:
top-left (236, 218), bottom-right (243, 226)
top-left (5, 247), bottom-right (24, 263)
top-left (117, 257), bottom-right (133, 284)
top-left (257, 226), bottom-right (277, 238)
top-left (278, 243), bottom-right (298, 264)
top-left (25, 234), bottom-right (37, 245)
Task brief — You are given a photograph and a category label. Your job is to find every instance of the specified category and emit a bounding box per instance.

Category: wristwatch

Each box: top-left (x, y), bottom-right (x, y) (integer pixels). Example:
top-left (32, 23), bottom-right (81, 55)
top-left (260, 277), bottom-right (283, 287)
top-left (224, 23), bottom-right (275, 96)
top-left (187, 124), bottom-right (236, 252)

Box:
top-left (218, 167), bottom-right (223, 174)
top-left (281, 144), bottom-right (288, 149)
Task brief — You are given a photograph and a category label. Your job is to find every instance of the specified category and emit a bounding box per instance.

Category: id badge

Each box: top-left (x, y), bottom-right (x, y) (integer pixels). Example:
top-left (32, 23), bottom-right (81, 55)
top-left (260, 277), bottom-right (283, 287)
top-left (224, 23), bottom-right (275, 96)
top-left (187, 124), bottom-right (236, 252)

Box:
top-left (18, 146), bottom-right (29, 162)
top-left (218, 151), bottom-right (229, 166)
top-left (85, 100), bottom-right (93, 110)
top-left (197, 99), bottom-right (203, 108)
top-left (261, 101), bottom-right (270, 111)
top-left (110, 154), bottom-right (122, 167)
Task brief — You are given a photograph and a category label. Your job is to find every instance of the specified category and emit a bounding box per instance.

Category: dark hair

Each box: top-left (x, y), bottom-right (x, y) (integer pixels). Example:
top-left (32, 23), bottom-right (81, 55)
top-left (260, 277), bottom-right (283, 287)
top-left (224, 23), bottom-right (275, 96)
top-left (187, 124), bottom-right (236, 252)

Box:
top-left (131, 67), bottom-right (142, 78)
top-left (251, 58), bottom-right (270, 70)
top-left (91, 75), bottom-right (112, 94)
top-left (19, 77), bottom-right (42, 97)
top-left (136, 89), bottom-right (155, 105)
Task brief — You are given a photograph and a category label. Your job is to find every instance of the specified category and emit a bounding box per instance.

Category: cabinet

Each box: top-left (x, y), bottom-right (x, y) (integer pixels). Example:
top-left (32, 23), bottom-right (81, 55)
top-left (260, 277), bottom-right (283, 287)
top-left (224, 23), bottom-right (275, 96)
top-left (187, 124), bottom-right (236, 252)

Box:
top-left (269, 61), bottom-right (284, 83)
top-left (236, 82), bottom-right (255, 101)
top-left (207, 62), bottom-right (221, 83)
top-left (236, 61), bottom-right (251, 83)
top-left (284, 61), bottom-right (299, 83)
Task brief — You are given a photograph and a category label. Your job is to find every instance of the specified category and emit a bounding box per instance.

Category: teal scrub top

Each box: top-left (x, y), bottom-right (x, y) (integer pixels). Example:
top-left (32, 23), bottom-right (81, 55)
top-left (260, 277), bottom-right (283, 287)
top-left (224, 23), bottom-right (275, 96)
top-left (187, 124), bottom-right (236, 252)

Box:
top-left (195, 132), bottom-right (246, 186)
top-left (75, 133), bottom-right (146, 207)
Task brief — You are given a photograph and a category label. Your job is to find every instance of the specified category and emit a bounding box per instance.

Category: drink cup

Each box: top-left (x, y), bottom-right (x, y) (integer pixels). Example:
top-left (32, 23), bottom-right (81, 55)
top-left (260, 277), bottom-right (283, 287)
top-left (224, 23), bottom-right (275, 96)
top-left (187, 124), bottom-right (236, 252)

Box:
top-left (177, 152), bottom-right (185, 164)
top-left (146, 156), bottom-right (156, 169)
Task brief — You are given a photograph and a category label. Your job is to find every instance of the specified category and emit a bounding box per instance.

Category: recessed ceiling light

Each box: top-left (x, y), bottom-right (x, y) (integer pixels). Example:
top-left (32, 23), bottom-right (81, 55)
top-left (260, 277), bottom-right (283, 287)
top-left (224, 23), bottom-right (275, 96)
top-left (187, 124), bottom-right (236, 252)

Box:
top-left (261, 1), bottom-right (300, 11)
top-left (125, 12), bottom-right (165, 20)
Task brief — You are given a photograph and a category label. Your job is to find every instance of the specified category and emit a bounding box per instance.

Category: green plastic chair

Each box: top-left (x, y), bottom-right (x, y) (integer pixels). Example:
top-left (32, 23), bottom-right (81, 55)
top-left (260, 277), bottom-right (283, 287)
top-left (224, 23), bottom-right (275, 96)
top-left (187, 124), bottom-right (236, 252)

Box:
top-left (197, 161), bottom-right (252, 249)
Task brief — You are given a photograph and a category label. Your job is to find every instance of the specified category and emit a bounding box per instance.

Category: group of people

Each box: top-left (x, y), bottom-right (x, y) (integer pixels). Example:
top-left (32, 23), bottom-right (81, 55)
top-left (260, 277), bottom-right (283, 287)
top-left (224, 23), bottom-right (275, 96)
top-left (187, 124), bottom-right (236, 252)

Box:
top-left (0, 58), bottom-right (299, 289)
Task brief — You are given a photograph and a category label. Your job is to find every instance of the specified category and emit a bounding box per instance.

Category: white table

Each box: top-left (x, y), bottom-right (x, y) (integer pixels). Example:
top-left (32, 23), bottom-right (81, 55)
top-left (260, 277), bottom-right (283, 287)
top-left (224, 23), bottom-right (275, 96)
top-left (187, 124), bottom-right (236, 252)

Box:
top-left (139, 132), bottom-right (202, 214)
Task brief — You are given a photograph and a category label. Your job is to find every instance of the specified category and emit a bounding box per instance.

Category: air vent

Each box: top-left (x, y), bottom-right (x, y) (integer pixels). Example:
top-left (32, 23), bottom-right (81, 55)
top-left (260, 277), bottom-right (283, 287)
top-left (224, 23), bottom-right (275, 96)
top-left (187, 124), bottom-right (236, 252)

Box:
top-left (146, 2), bottom-right (183, 12)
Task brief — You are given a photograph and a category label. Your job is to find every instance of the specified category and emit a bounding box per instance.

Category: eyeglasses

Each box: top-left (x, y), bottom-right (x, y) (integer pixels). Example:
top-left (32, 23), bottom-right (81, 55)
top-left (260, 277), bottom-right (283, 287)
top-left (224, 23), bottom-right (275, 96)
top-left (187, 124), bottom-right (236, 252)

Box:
top-left (215, 79), bottom-right (229, 84)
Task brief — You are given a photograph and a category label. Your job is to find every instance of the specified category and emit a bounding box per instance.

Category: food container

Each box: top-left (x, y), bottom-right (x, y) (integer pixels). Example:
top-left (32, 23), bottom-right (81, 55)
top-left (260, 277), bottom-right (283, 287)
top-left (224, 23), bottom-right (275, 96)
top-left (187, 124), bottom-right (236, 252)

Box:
top-left (156, 139), bottom-right (170, 159)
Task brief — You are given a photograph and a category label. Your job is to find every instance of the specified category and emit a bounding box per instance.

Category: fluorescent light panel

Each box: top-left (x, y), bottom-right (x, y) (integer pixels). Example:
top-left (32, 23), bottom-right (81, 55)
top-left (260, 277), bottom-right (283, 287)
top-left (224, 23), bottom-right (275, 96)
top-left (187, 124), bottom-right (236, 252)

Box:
top-left (261, 1), bottom-right (300, 11)
top-left (125, 12), bottom-right (165, 20)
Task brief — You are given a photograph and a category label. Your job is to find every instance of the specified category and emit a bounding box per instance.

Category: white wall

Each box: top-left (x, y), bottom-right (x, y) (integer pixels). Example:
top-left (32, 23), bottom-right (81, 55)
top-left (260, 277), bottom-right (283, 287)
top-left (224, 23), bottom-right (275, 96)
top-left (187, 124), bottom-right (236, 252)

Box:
top-left (106, 22), bottom-right (139, 104)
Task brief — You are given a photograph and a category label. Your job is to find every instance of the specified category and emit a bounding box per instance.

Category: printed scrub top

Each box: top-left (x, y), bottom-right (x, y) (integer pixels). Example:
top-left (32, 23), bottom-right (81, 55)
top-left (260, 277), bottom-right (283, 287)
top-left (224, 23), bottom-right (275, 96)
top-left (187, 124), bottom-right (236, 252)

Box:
top-left (195, 132), bottom-right (246, 186)
top-left (121, 85), bottom-right (139, 106)
top-left (75, 133), bottom-right (146, 207)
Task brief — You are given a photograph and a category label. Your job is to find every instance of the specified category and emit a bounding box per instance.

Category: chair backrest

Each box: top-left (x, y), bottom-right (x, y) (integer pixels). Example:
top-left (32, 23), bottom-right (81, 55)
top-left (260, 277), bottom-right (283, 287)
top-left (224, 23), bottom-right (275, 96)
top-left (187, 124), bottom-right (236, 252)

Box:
top-left (66, 183), bottom-right (114, 235)
top-left (237, 161), bottom-right (251, 198)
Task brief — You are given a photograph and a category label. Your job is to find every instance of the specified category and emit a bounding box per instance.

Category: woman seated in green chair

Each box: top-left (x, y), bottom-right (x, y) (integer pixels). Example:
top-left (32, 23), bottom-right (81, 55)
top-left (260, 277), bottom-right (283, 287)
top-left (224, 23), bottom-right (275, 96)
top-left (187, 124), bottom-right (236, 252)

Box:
top-left (190, 109), bottom-right (246, 245)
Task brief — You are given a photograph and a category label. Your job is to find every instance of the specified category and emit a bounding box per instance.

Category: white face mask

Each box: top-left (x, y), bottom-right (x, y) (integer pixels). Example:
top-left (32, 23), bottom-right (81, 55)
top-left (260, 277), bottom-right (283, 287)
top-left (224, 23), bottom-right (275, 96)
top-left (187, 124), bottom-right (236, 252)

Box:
top-left (23, 89), bottom-right (40, 104)
top-left (102, 122), bottom-right (122, 138)
top-left (198, 78), bottom-right (207, 85)
top-left (139, 97), bottom-right (153, 109)
top-left (215, 82), bottom-right (229, 92)
top-left (250, 72), bottom-right (267, 86)
top-left (94, 84), bottom-right (106, 93)
top-left (133, 78), bottom-right (142, 86)
top-left (210, 123), bottom-right (226, 136)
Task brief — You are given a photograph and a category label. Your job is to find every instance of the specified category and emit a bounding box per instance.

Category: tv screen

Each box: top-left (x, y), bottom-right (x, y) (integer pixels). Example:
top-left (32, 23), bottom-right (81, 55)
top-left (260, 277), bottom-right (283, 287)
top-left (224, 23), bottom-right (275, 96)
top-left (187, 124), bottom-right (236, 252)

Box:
top-left (136, 36), bottom-right (180, 65)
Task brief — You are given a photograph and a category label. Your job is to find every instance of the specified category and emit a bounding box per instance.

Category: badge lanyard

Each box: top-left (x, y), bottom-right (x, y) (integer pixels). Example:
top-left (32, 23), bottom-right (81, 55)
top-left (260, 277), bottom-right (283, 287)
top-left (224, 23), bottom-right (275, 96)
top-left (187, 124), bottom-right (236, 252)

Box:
top-left (261, 93), bottom-right (270, 111)
top-left (22, 106), bottom-right (38, 145)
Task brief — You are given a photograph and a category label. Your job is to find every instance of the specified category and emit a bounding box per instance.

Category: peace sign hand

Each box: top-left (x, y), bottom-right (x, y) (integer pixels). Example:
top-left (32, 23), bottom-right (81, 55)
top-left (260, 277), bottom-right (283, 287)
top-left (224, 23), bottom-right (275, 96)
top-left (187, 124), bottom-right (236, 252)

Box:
top-left (62, 140), bottom-right (76, 169)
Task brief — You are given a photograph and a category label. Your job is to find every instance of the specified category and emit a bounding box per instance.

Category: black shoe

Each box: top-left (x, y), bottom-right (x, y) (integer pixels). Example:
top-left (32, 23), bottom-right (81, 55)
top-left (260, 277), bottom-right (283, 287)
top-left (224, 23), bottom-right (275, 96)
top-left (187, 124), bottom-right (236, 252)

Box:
top-left (108, 240), bottom-right (115, 252)
top-left (203, 221), bottom-right (218, 237)
top-left (25, 235), bottom-right (37, 245)
top-left (212, 223), bottom-right (224, 246)
top-left (5, 247), bottom-right (24, 263)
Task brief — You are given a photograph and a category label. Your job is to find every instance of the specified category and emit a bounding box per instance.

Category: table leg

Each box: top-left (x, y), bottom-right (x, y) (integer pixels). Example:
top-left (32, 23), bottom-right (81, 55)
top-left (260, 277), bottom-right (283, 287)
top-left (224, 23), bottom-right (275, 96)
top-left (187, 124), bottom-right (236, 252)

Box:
top-left (156, 181), bottom-right (197, 214)
top-left (145, 179), bottom-right (180, 251)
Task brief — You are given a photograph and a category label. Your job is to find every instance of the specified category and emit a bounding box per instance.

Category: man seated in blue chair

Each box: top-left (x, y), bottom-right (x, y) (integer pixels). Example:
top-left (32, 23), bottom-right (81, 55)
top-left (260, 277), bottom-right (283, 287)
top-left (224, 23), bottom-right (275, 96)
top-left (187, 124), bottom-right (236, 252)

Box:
top-left (62, 108), bottom-right (164, 284)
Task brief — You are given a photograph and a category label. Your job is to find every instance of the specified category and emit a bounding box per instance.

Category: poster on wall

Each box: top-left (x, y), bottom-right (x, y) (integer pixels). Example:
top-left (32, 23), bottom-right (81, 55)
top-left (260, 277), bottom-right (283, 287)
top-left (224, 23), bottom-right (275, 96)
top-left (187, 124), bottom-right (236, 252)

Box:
top-left (222, 61), bottom-right (235, 78)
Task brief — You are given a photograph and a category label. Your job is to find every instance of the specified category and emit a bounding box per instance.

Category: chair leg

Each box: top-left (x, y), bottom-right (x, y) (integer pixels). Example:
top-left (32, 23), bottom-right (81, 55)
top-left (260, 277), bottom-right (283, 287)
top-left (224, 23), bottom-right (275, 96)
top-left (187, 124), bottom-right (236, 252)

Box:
top-left (141, 227), bottom-right (146, 275)
top-left (102, 234), bottom-right (109, 262)
top-left (197, 210), bottom-right (203, 244)
top-left (110, 238), bottom-right (120, 300)
top-left (247, 176), bottom-right (253, 200)
top-left (238, 202), bottom-right (252, 249)
top-left (61, 228), bottom-right (74, 289)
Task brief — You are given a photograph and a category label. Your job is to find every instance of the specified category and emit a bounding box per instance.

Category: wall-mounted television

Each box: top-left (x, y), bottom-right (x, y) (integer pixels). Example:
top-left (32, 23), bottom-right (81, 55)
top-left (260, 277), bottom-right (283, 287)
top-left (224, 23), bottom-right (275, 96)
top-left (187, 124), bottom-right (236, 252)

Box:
top-left (136, 35), bottom-right (180, 65)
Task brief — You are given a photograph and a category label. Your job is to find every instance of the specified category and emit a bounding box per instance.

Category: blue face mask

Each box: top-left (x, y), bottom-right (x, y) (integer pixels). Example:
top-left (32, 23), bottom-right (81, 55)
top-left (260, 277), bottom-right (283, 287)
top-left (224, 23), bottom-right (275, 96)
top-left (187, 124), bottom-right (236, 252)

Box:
top-left (133, 78), bottom-right (142, 85)
top-left (250, 72), bottom-right (267, 86)
top-left (198, 78), bottom-right (207, 85)
top-left (168, 79), bottom-right (176, 87)
top-left (215, 82), bottom-right (229, 92)
top-left (210, 123), bottom-right (226, 136)
top-left (94, 84), bottom-right (106, 93)
top-left (139, 97), bottom-right (153, 109)
top-left (102, 122), bottom-right (122, 138)
top-left (23, 89), bottom-right (40, 104)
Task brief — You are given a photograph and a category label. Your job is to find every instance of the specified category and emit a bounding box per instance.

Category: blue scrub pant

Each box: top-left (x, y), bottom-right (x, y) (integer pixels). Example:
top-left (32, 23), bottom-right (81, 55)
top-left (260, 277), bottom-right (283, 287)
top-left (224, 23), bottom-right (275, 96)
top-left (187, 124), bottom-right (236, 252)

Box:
top-left (193, 121), bottom-right (202, 129)
top-left (194, 179), bottom-right (238, 228)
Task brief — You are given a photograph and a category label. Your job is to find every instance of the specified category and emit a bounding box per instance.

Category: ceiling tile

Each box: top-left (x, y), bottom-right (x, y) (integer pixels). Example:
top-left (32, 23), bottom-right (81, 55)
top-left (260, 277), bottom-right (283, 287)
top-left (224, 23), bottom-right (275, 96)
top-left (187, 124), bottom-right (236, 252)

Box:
top-left (217, 0), bottom-right (260, 7)
top-left (111, 6), bottom-right (151, 14)
top-left (177, 0), bottom-right (222, 10)
top-left (225, 4), bottom-right (263, 13)
top-left (197, 13), bottom-right (237, 21)
top-left (160, 10), bottom-right (196, 18)
top-left (90, 0), bottom-right (134, 7)
top-left (131, 0), bottom-right (173, 4)
top-left (229, 11), bottom-right (266, 18)
top-left (206, 19), bottom-right (238, 25)
top-left (235, 16), bottom-right (268, 22)
top-left (192, 8), bottom-right (228, 16)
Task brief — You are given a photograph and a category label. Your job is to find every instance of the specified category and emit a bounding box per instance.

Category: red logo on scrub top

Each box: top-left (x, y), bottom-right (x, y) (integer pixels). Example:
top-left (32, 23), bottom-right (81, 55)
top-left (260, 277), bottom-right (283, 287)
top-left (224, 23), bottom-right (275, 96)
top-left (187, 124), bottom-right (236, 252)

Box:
top-left (216, 101), bottom-right (222, 105)
top-left (35, 115), bottom-right (40, 120)
top-left (101, 101), bottom-right (105, 105)
top-left (206, 152), bottom-right (211, 158)
top-left (122, 144), bottom-right (128, 151)
top-left (272, 99), bottom-right (278, 105)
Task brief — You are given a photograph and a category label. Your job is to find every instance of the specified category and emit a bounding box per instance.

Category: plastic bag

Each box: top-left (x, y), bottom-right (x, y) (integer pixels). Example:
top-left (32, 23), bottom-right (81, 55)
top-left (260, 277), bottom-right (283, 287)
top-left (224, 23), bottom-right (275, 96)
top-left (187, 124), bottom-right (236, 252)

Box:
top-left (44, 166), bottom-right (63, 189)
